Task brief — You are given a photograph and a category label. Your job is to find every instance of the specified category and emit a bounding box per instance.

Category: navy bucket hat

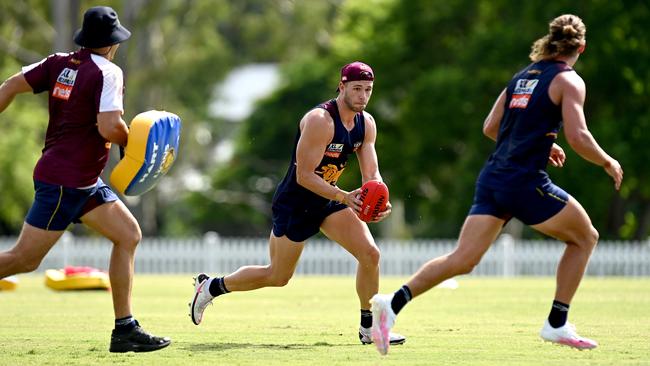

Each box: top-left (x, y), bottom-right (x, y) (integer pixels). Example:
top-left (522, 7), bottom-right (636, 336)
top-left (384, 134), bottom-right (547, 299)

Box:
top-left (73, 6), bottom-right (131, 48)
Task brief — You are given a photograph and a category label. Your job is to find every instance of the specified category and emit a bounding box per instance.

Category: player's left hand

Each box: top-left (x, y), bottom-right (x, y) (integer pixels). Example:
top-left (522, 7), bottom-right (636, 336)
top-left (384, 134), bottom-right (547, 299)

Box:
top-left (370, 201), bottom-right (392, 223)
top-left (346, 188), bottom-right (363, 213)
top-left (548, 143), bottom-right (566, 168)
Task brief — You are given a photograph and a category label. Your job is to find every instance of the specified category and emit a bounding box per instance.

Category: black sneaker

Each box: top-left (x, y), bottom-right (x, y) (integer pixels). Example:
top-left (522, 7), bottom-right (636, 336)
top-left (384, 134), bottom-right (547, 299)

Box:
top-left (109, 321), bottom-right (171, 353)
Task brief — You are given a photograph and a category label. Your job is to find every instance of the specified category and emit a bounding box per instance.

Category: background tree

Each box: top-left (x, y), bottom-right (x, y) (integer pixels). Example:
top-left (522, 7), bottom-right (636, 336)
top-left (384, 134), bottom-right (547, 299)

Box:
top-left (1, 0), bottom-right (648, 239)
top-left (197, 0), bottom-right (649, 240)
top-left (0, 0), bottom-right (342, 236)
top-left (0, 1), bottom-right (52, 233)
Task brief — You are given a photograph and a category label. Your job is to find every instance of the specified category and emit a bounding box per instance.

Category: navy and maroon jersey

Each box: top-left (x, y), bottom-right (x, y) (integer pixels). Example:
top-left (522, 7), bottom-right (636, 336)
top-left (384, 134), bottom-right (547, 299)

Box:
top-left (22, 48), bottom-right (124, 188)
top-left (273, 99), bottom-right (366, 209)
top-left (477, 60), bottom-right (573, 190)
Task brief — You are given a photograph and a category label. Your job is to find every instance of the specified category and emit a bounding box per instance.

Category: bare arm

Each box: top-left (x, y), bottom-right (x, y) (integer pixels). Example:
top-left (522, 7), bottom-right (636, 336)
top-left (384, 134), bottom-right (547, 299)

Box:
top-left (0, 72), bottom-right (32, 113)
top-left (356, 112), bottom-right (391, 222)
top-left (556, 72), bottom-right (623, 189)
top-left (97, 110), bottom-right (129, 147)
top-left (482, 88), bottom-right (507, 141)
top-left (356, 112), bottom-right (382, 183)
top-left (295, 109), bottom-right (362, 210)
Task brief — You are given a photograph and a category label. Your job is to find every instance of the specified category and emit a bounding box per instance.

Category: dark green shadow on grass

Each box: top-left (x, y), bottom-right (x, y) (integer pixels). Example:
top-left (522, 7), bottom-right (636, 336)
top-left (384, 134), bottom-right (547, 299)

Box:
top-left (184, 341), bottom-right (362, 352)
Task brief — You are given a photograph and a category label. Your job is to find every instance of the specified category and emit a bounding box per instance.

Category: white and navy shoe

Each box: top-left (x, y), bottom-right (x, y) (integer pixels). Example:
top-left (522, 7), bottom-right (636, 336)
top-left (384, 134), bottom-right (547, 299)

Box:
top-left (359, 326), bottom-right (405, 346)
top-left (189, 273), bottom-right (213, 325)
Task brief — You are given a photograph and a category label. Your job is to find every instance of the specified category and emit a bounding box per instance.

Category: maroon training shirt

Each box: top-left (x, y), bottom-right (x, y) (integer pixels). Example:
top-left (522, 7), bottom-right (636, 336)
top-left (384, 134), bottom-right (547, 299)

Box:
top-left (22, 48), bottom-right (124, 188)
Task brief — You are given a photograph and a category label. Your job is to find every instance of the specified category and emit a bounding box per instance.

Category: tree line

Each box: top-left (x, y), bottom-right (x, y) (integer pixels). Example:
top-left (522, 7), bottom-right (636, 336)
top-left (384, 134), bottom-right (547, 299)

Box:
top-left (1, 0), bottom-right (648, 240)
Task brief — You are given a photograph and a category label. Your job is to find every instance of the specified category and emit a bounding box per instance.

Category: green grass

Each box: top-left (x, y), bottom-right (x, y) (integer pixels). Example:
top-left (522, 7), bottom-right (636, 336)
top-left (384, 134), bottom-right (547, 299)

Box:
top-left (0, 275), bottom-right (649, 365)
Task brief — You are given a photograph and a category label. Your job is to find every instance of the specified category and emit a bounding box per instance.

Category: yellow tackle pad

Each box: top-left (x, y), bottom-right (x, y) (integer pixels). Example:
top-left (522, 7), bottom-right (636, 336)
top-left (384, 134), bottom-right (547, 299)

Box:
top-left (110, 110), bottom-right (181, 196)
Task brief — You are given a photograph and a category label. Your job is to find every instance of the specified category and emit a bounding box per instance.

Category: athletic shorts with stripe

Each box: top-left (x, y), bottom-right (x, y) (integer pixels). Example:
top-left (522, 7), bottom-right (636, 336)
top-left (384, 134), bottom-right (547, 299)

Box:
top-left (25, 178), bottom-right (119, 231)
top-left (468, 181), bottom-right (569, 225)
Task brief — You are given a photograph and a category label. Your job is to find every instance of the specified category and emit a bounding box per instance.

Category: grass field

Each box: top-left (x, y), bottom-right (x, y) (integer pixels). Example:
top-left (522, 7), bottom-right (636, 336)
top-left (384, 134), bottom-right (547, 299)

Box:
top-left (0, 275), bottom-right (649, 365)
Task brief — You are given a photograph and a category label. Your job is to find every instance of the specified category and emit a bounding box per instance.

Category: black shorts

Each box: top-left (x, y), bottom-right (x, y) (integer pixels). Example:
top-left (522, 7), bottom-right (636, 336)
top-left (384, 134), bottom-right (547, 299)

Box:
top-left (272, 200), bottom-right (348, 242)
top-left (25, 178), bottom-right (119, 231)
top-left (468, 181), bottom-right (569, 225)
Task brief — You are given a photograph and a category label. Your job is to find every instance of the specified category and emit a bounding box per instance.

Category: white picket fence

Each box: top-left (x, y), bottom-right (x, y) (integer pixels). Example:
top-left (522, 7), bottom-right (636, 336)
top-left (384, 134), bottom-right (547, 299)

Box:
top-left (1, 233), bottom-right (649, 276)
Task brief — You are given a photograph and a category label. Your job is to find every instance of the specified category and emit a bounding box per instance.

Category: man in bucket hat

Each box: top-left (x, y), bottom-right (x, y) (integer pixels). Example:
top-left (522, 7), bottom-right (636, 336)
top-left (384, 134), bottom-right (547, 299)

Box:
top-left (0, 6), bottom-right (170, 353)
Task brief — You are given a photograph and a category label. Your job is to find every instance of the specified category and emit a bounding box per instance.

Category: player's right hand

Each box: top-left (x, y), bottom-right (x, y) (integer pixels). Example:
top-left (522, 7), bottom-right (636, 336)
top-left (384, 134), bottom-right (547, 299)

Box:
top-left (370, 200), bottom-right (392, 223)
top-left (603, 158), bottom-right (623, 191)
top-left (548, 143), bottom-right (566, 168)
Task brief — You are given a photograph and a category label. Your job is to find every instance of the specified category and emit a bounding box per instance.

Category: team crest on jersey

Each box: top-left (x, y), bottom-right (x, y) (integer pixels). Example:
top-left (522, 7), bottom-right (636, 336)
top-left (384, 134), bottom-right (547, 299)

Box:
top-left (52, 68), bottom-right (77, 100)
top-left (509, 79), bottom-right (539, 109)
top-left (352, 141), bottom-right (362, 152)
top-left (324, 143), bottom-right (344, 158)
top-left (317, 163), bottom-right (345, 184)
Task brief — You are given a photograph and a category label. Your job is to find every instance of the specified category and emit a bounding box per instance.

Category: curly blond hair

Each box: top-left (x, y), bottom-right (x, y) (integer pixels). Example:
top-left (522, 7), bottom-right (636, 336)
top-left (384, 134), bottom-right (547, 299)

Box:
top-left (529, 14), bottom-right (586, 62)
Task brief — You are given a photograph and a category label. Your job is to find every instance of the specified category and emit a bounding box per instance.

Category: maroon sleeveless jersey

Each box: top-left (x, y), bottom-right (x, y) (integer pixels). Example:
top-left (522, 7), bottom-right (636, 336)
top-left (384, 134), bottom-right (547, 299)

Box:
top-left (22, 48), bottom-right (125, 187)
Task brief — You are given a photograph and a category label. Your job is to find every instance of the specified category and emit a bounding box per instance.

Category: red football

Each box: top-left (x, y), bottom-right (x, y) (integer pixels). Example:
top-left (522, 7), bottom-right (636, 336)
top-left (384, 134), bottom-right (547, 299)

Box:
top-left (358, 180), bottom-right (389, 222)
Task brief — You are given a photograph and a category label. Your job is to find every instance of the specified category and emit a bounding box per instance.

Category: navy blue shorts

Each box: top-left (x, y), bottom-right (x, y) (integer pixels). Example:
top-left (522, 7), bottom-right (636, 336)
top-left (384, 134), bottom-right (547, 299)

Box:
top-left (272, 200), bottom-right (348, 242)
top-left (468, 181), bottom-right (569, 225)
top-left (25, 178), bottom-right (119, 231)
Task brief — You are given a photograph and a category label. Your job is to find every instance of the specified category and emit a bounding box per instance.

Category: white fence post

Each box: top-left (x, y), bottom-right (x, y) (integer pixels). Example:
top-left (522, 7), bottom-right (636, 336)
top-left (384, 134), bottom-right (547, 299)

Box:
top-left (1, 235), bottom-right (648, 275)
top-left (500, 234), bottom-right (515, 277)
top-left (204, 231), bottom-right (220, 274)
top-left (61, 231), bottom-right (73, 268)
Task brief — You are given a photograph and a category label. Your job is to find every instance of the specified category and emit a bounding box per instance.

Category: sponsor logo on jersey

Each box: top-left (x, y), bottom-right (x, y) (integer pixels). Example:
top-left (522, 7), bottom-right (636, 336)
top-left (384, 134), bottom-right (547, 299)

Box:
top-left (513, 79), bottom-right (539, 94)
top-left (509, 79), bottom-right (539, 109)
top-left (510, 94), bottom-right (530, 109)
top-left (52, 68), bottom-right (77, 100)
top-left (324, 143), bottom-right (344, 158)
